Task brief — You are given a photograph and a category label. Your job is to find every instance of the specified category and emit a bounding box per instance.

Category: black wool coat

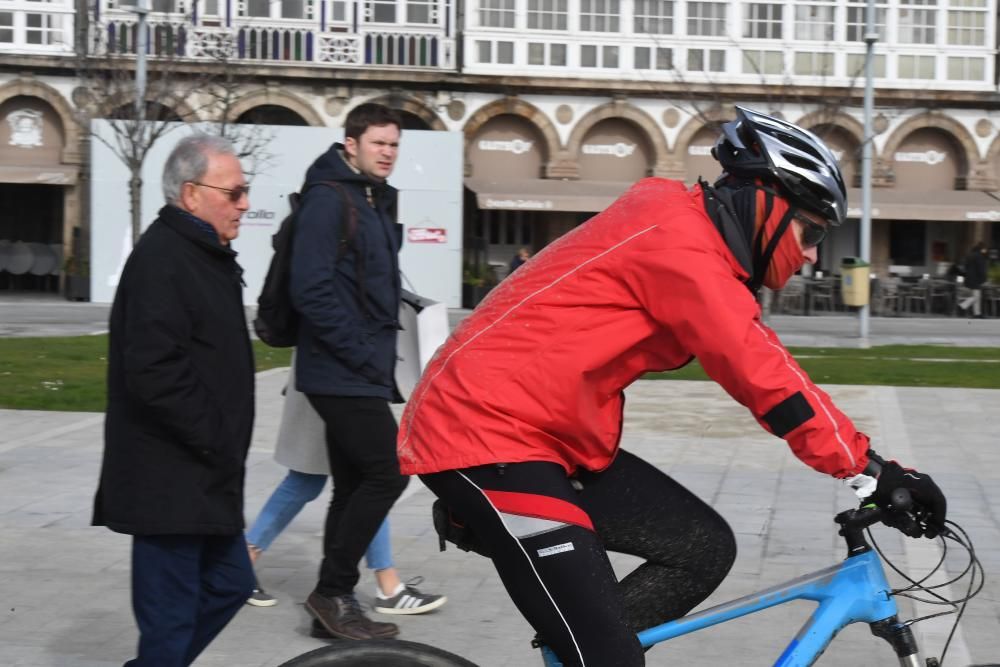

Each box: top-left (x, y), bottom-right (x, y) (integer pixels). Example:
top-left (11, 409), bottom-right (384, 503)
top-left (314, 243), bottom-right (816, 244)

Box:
top-left (93, 205), bottom-right (255, 536)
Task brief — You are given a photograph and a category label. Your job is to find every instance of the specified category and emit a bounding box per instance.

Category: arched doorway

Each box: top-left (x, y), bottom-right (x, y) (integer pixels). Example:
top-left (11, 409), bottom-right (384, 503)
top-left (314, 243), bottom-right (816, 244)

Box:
top-left (0, 95), bottom-right (75, 294)
top-left (236, 105), bottom-right (309, 126)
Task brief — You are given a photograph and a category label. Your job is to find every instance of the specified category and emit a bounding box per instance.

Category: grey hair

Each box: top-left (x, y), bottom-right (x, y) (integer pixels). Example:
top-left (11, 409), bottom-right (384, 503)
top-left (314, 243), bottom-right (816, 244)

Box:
top-left (162, 133), bottom-right (238, 206)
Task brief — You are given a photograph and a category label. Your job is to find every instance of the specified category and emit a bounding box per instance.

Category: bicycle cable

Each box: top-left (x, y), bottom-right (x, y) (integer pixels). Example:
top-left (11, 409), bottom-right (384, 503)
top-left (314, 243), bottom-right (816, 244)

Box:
top-left (866, 520), bottom-right (986, 666)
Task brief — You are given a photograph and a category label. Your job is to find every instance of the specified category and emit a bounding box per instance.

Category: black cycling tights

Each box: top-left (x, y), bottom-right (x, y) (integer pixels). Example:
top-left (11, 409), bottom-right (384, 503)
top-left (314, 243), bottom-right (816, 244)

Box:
top-left (420, 450), bottom-right (736, 667)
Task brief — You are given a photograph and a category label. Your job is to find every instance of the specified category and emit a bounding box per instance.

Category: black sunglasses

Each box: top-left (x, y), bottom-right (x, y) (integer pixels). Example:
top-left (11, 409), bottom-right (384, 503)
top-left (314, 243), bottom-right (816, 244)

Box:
top-left (794, 214), bottom-right (829, 248)
top-left (190, 181), bottom-right (250, 203)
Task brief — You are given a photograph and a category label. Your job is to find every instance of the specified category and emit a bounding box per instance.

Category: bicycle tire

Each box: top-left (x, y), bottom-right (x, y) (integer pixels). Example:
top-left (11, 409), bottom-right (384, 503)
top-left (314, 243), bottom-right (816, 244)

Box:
top-left (275, 639), bottom-right (479, 667)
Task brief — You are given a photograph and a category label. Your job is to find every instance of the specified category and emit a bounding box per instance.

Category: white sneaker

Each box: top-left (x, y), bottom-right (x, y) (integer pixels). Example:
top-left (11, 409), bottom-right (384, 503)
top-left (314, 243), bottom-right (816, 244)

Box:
top-left (246, 586), bottom-right (277, 607)
top-left (374, 577), bottom-right (447, 615)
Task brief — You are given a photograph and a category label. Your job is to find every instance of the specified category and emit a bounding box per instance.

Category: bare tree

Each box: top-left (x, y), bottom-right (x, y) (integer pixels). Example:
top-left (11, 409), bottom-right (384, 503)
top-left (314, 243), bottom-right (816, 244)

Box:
top-left (194, 33), bottom-right (277, 182)
top-left (73, 9), bottom-right (216, 245)
top-left (72, 9), bottom-right (279, 247)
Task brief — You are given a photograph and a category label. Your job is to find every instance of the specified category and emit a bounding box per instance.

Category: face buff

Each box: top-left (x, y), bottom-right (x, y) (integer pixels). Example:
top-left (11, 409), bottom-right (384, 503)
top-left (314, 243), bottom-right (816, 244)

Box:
top-left (753, 189), bottom-right (806, 290)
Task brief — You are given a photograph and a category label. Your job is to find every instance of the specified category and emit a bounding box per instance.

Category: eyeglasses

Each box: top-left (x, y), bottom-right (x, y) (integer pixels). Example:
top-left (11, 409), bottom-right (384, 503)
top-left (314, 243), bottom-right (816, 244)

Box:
top-left (189, 181), bottom-right (250, 203)
top-left (794, 214), bottom-right (829, 249)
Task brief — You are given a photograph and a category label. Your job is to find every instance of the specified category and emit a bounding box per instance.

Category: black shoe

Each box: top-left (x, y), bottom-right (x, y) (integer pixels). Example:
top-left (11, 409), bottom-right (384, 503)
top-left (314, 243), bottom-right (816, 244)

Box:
top-left (309, 618), bottom-right (399, 640)
top-left (305, 591), bottom-right (399, 640)
top-left (973, 314), bottom-right (985, 319)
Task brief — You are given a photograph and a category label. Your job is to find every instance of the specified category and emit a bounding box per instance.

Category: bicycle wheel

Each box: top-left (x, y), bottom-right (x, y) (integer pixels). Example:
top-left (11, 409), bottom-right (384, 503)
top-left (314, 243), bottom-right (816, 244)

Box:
top-left (275, 639), bottom-right (479, 667)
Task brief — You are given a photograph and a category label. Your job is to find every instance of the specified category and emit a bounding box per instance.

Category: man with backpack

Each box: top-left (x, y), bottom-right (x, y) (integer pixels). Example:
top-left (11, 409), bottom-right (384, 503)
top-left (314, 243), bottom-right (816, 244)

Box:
top-left (287, 102), bottom-right (436, 640)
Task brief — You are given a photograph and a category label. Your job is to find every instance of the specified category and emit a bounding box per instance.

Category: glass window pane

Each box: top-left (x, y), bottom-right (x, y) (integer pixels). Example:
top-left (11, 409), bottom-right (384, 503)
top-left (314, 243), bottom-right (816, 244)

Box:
top-left (0, 12), bottom-right (13, 44)
top-left (529, 42), bottom-right (545, 65)
top-left (635, 46), bottom-right (651, 69)
top-left (246, 0), bottom-right (269, 16)
top-left (582, 44), bottom-right (597, 67)
top-left (551, 43), bottom-right (566, 65)
top-left (477, 40), bottom-right (491, 62)
top-left (603, 45), bottom-right (618, 68)
top-left (497, 41), bottom-right (514, 63)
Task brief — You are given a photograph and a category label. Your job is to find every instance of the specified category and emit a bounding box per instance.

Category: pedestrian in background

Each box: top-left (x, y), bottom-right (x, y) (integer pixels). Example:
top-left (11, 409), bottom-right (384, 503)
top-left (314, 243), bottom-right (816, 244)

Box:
top-left (508, 247), bottom-right (532, 274)
top-left (959, 241), bottom-right (988, 318)
top-left (290, 103), bottom-right (412, 640)
top-left (93, 133), bottom-right (256, 666)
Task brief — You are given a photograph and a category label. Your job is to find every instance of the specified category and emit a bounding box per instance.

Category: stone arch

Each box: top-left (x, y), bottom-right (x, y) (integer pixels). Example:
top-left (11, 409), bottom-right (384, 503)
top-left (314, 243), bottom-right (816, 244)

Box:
top-left (365, 93), bottom-right (446, 130)
top-left (0, 78), bottom-right (82, 163)
top-left (96, 88), bottom-right (200, 124)
top-left (796, 109), bottom-right (864, 147)
top-left (977, 128), bottom-right (1000, 190)
top-left (565, 100), bottom-right (669, 177)
top-left (881, 112), bottom-right (979, 187)
top-left (797, 109), bottom-right (866, 186)
top-left (224, 88), bottom-right (323, 126)
top-left (462, 97), bottom-right (563, 178)
top-left (668, 105), bottom-right (736, 181)
top-left (672, 105), bottom-right (734, 156)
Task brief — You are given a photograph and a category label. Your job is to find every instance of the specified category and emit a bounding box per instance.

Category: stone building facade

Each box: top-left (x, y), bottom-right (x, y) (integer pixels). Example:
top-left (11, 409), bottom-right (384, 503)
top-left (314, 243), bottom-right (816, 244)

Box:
top-left (1, 0), bottom-right (998, 297)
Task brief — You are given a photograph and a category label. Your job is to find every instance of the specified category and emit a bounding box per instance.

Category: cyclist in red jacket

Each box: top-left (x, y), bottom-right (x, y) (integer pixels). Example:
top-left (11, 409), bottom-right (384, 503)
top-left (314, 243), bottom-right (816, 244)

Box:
top-left (398, 107), bottom-right (947, 666)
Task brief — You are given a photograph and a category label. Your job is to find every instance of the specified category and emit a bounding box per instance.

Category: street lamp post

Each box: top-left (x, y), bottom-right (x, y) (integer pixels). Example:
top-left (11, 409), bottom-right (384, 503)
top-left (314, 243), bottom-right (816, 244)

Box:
top-left (127, 0), bottom-right (150, 119)
top-left (859, 0), bottom-right (877, 345)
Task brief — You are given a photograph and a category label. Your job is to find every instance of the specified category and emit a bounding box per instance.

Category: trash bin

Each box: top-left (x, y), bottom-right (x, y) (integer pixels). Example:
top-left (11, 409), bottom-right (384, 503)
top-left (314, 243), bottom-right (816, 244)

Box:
top-left (840, 257), bottom-right (871, 306)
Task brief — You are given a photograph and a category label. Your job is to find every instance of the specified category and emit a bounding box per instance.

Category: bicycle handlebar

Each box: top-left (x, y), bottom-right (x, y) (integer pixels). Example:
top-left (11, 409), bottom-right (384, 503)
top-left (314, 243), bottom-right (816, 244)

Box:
top-left (835, 488), bottom-right (917, 553)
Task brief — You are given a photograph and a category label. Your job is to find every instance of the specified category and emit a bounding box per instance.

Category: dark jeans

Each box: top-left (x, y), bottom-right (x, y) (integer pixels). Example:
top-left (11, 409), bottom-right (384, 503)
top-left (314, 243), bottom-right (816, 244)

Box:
top-left (126, 533), bottom-right (254, 667)
top-left (306, 394), bottom-right (408, 597)
top-left (421, 450), bottom-right (737, 667)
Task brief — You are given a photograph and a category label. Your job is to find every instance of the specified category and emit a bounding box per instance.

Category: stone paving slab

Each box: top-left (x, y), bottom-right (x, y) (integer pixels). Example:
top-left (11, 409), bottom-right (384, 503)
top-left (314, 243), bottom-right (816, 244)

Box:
top-left (1, 369), bottom-right (998, 666)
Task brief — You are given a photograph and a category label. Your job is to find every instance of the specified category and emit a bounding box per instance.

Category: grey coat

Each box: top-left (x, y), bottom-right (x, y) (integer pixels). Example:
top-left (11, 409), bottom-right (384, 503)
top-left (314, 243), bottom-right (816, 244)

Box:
top-left (274, 353), bottom-right (330, 475)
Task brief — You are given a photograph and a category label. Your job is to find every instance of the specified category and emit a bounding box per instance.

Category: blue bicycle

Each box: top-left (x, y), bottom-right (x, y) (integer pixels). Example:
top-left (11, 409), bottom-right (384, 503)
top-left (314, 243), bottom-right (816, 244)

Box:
top-left (278, 490), bottom-right (987, 667)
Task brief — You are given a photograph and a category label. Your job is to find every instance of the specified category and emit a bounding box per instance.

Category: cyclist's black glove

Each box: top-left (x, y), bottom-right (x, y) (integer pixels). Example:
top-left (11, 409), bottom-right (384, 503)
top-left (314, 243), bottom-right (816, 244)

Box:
top-left (865, 450), bottom-right (947, 539)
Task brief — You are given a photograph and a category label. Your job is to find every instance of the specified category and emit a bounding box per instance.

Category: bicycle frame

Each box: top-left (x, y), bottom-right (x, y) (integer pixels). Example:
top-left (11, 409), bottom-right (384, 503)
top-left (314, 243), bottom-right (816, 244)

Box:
top-left (540, 546), bottom-right (920, 667)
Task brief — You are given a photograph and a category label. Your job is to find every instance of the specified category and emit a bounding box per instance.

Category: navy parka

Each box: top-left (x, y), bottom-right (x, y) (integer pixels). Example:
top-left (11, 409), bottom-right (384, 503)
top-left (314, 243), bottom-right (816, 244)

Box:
top-left (290, 143), bottom-right (402, 400)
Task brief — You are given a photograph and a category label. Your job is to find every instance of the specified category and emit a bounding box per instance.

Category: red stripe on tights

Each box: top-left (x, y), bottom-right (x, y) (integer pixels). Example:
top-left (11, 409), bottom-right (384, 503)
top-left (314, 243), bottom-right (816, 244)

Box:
top-left (482, 490), bottom-right (595, 532)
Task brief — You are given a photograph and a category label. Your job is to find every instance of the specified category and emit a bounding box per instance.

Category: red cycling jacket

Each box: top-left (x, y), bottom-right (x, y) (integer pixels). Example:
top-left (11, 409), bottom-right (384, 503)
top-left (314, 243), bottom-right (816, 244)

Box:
top-left (397, 178), bottom-right (870, 479)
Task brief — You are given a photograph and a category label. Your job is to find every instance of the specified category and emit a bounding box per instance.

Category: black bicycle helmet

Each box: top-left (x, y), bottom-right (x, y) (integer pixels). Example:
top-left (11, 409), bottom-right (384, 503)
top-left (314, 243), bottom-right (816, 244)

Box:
top-left (712, 106), bottom-right (847, 226)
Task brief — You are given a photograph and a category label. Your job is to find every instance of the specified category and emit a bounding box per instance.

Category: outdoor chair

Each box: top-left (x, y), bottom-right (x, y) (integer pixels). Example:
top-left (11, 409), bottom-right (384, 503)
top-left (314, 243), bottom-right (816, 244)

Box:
top-left (777, 275), bottom-right (806, 314)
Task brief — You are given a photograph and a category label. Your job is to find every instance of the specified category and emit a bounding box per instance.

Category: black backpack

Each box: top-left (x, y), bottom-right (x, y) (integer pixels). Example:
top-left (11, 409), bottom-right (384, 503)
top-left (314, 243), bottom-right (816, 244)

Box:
top-left (253, 181), bottom-right (360, 347)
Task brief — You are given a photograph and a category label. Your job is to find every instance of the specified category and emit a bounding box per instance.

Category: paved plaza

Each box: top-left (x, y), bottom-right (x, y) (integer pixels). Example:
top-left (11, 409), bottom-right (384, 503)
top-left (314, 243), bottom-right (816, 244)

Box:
top-left (1, 301), bottom-right (999, 666)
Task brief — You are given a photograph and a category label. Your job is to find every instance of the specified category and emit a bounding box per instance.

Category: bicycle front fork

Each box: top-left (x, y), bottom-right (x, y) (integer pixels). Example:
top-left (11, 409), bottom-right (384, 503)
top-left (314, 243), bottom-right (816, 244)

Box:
top-left (870, 616), bottom-right (930, 667)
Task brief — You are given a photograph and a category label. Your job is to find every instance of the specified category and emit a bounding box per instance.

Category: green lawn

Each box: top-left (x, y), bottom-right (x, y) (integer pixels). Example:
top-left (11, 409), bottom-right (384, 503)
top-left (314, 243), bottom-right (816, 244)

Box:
top-left (0, 335), bottom-right (290, 412)
top-left (0, 337), bottom-right (997, 412)
top-left (653, 345), bottom-right (1000, 389)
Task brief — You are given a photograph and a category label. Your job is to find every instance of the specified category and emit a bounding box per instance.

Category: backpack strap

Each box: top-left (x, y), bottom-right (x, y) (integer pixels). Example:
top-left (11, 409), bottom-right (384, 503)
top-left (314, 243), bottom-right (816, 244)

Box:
top-left (302, 180), bottom-right (369, 318)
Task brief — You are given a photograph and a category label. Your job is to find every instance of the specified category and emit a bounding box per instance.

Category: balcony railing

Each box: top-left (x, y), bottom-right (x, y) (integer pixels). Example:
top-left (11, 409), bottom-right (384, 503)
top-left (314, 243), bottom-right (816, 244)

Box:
top-left (90, 11), bottom-right (455, 70)
top-left (0, 1), bottom-right (75, 55)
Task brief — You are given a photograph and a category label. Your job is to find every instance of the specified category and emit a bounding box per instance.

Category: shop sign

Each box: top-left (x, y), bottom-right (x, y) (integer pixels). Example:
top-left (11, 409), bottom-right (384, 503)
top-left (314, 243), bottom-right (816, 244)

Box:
top-left (582, 142), bottom-right (636, 158)
top-left (242, 209), bottom-right (276, 226)
top-left (894, 150), bottom-right (947, 165)
top-left (407, 227), bottom-right (448, 243)
top-left (847, 206), bottom-right (880, 217)
top-left (965, 210), bottom-right (1000, 221)
top-left (478, 138), bottom-right (534, 155)
top-left (6, 109), bottom-right (44, 148)
top-left (688, 145), bottom-right (713, 156)
top-left (484, 198), bottom-right (554, 210)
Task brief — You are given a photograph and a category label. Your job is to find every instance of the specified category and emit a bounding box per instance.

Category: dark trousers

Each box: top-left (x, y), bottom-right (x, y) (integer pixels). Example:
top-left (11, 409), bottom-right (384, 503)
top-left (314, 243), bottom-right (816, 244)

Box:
top-left (421, 450), bottom-right (737, 667)
top-left (307, 394), bottom-right (409, 597)
top-left (126, 533), bottom-right (254, 667)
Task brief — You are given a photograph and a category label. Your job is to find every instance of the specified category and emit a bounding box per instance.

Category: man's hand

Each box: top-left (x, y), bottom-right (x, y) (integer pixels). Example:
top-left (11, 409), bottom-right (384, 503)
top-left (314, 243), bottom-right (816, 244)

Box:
top-left (867, 451), bottom-right (947, 539)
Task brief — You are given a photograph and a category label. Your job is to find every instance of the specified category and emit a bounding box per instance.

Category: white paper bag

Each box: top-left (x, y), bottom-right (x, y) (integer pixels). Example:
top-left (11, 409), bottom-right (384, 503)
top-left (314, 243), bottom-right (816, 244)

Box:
top-left (395, 289), bottom-right (449, 400)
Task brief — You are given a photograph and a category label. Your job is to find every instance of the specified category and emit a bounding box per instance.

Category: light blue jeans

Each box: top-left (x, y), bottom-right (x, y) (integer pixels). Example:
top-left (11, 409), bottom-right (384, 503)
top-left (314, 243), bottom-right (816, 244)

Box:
top-left (246, 470), bottom-right (393, 571)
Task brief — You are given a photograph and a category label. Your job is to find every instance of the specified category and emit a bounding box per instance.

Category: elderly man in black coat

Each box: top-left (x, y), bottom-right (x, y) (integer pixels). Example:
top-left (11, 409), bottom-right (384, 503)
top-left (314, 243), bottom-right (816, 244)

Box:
top-left (93, 133), bottom-right (256, 667)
